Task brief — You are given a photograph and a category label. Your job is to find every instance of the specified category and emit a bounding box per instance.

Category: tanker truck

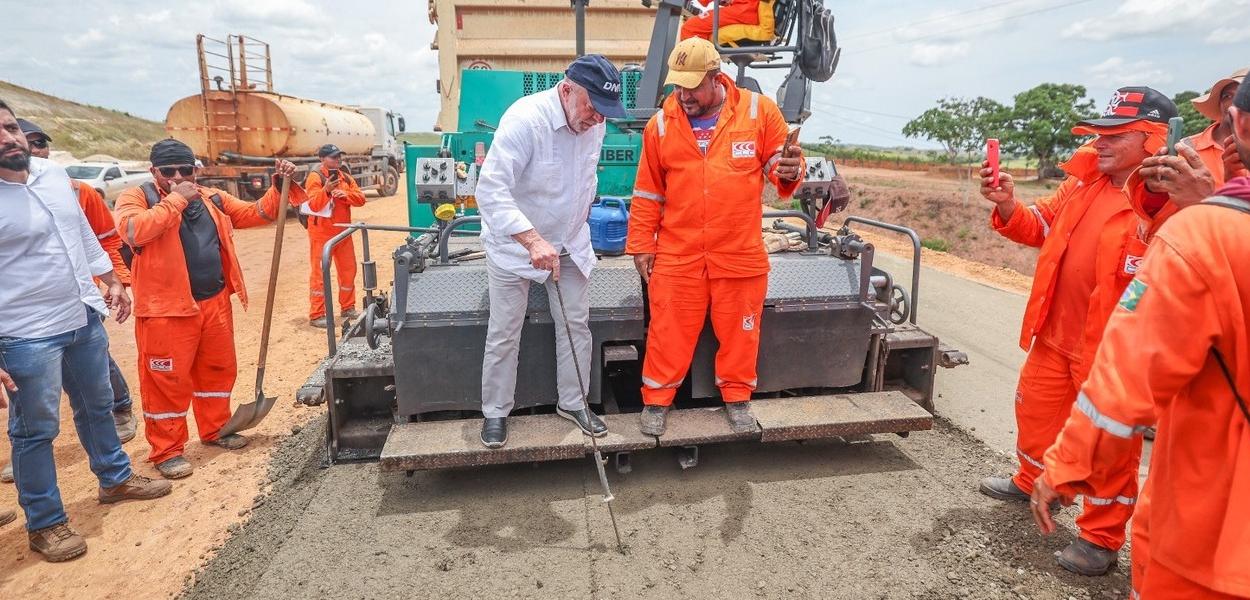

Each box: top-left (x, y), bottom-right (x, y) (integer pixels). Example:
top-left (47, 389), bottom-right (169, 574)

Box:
top-left (164, 34), bottom-right (406, 201)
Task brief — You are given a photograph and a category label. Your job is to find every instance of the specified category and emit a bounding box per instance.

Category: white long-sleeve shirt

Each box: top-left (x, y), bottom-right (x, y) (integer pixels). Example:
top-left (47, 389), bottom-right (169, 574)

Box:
top-left (475, 87), bottom-right (604, 282)
top-left (0, 157), bottom-right (112, 338)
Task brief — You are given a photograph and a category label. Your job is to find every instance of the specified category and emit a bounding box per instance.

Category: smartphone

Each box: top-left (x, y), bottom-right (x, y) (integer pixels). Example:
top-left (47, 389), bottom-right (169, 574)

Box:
top-left (1165, 117), bottom-right (1185, 156)
top-left (986, 138), bottom-right (1000, 187)
top-left (783, 126), bottom-right (801, 156)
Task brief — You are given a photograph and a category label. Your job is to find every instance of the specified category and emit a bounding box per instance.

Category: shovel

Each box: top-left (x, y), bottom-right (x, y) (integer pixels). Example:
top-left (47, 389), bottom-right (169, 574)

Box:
top-left (220, 174), bottom-right (292, 436)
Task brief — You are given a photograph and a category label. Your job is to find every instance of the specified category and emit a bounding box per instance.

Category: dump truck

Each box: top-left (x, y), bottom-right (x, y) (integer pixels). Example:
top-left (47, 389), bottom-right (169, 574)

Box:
top-left (164, 35), bottom-right (407, 201)
top-left (280, 0), bottom-right (965, 474)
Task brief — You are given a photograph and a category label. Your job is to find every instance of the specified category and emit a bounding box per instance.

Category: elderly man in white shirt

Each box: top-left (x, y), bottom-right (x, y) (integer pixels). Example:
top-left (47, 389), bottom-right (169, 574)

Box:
top-left (475, 54), bottom-right (627, 448)
top-left (0, 101), bottom-right (171, 562)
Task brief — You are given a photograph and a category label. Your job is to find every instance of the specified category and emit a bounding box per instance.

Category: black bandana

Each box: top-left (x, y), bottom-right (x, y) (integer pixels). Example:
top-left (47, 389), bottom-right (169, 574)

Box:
top-left (150, 139), bottom-right (196, 167)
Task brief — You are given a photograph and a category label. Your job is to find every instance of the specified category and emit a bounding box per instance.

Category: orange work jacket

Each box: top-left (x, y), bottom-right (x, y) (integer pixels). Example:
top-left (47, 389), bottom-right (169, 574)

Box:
top-left (1124, 122), bottom-right (1230, 244)
top-left (626, 72), bottom-right (802, 278)
top-left (72, 179), bottom-right (130, 284)
top-left (991, 154), bottom-right (1140, 371)
top-left (304, 167), bottom-right (366, 233)
top-left (1043, 193), bottom-right (1250, 597)
top-left (114, 181), bottom-right (305, 318)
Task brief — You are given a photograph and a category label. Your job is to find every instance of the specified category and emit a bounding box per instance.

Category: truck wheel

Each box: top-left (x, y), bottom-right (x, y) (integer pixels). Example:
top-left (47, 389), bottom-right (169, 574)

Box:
top-left (380, 166), bottom-right (400, 197)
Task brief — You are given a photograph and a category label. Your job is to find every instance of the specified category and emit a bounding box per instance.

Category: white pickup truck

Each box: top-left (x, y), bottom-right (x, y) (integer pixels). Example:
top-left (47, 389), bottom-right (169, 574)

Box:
top-left (65, 162), bottom-right (153, 206)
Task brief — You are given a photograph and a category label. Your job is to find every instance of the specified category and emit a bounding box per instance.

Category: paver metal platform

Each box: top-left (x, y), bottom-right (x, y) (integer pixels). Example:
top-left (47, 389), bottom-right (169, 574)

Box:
top-left (379, 391), bottom-right (931, 472)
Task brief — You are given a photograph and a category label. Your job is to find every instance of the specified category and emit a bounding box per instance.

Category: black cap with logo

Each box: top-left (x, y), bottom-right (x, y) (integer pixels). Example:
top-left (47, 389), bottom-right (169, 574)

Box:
top-left (564, 54), bottom-right (628, 120)
top-left (318, 144), bottom-right (344, 158)
top-left (1076, 86), bottom-right (1178, 129)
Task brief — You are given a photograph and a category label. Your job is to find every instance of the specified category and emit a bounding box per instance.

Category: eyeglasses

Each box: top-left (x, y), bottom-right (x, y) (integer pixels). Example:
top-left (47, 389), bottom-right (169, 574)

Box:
top-left (28, 138), bottom-right (48, 149)
top-left (158, 165), bottom-right (195, 178)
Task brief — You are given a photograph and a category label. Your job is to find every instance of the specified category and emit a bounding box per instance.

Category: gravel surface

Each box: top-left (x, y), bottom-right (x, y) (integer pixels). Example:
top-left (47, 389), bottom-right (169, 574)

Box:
top-left (181, 419), bottom-right (1130, 600)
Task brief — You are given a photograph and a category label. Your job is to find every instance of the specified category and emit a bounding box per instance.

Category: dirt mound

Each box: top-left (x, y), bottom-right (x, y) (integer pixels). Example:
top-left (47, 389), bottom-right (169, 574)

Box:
top-left (0, 80), bottom-right (166, 161)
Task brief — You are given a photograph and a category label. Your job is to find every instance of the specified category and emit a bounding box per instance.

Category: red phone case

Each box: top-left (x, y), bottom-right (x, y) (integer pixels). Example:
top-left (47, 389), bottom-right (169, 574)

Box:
top-left (986, 139), bottom-right (1001, 187)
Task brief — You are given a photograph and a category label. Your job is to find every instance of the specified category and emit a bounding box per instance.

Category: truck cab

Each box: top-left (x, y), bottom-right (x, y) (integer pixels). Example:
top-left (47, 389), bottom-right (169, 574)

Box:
top-left (355, 107), bottom-right (407, 166)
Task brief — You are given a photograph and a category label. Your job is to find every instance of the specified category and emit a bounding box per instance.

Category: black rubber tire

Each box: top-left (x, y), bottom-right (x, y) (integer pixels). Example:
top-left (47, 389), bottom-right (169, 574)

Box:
top-left (380, 166), bottom-right (400, 197)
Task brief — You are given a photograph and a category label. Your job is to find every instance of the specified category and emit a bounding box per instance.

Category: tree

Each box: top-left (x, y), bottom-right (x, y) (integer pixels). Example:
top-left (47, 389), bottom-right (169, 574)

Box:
top-left (1002, 83), bottom-right (1097, 177)
top-left (1172, 90), bottom-right (1212, 137)
top-left (903, 97), bottom-right (1008, 162)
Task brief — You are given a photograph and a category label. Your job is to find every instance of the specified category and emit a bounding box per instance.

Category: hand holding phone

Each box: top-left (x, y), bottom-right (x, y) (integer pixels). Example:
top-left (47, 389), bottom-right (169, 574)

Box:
top-left (1165, 117), bottom-right (1185, 156)
top-left (986, 138), bottom-right (1000, 188)
top-left (783, 126), bottom-right (801, 157)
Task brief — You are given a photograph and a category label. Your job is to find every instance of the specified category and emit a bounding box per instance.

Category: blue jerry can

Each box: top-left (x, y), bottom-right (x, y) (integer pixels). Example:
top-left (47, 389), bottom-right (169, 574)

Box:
top-left (588, 196), bottom-right (630, 256)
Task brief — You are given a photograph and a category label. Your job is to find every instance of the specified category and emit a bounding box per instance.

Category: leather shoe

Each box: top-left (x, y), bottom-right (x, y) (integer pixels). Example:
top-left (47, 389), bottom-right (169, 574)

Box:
top-left (1057, 538), bottom-right (1118, 576)
top-left (978, 476), bottom-right (1030, 502)
top-left (557, 407), bottom-right (608, 437)
top-left (639, 405), bottom-right (669, 436)
top-left (481, 417), bottom-right (508, 448)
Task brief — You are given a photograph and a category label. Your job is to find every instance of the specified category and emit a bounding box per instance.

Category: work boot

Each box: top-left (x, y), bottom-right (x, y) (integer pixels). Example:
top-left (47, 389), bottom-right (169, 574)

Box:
top-left (978, 476), bottom-right (1030, 502)
top-left (1057, 538), bottom-right (1119, 576)
top-left (309, 317), bottom-right (328, 329)
top-left (207, 433), bottom-right (249, 450)
top-left (0, 463), bottom-right (12, 483)
top-left (481, 417), bottom-right (508, 449)
top-left (725, 401), bottom-right (756, 434)
top-left (341, 308), bottom-right (360, 321)
top-left (113, 408), bottom-right (136, 443)
top-left (156, 456), bottom-right (194, 479)
top-left (639, 405), bottom-right (669, 436)
top-left (99, 473), bottom-right (172, 504)
top-left (1, 509), bottom-right (15, 527)
top-left (29, 522), bottom-right (87, 562)
top-left (557, 406), bottom-right (608, 437)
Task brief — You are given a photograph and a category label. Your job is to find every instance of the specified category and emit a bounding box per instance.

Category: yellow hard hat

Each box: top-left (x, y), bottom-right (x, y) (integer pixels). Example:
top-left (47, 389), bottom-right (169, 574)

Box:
top-left (434, 203), bottom-right (456, 221)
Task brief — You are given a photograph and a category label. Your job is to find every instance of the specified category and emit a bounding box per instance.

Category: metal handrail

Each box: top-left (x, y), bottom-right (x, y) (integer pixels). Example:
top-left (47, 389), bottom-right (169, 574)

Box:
top-left (437, 216), bottom-right (484, 264)
top-left (841, 216), bottom-right (921, 324)
top-left (711, 0), bottom-right (805, 57)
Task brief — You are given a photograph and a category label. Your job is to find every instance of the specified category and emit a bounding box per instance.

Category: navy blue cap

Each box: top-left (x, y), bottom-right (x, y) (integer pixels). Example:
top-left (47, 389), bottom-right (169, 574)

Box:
top-left (17, 118), bottom-right (51, 141)
top-left (565, 54), bottom-right (627, 120)
top-left (318, 144), bottom-right (343, 158)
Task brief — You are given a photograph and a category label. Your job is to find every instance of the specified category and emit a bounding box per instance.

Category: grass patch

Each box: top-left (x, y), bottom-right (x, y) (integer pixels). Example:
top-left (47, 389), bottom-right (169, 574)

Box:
top-left (921, 237), bottom-right (951, 252)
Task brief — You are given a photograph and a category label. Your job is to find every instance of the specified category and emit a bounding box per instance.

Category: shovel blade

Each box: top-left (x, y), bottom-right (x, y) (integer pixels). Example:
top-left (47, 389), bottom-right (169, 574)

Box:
top-left (219, 394), bottom-right (278, 437)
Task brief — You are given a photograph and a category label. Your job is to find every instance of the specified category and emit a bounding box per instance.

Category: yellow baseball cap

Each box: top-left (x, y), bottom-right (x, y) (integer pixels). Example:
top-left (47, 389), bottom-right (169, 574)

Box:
top-left (663, 37), bottom-right (722, 89)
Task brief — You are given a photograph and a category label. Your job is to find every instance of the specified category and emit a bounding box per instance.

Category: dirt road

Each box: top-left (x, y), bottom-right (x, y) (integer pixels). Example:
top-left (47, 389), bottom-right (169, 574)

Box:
top-left (1, 168), bottom-right (1135, 599)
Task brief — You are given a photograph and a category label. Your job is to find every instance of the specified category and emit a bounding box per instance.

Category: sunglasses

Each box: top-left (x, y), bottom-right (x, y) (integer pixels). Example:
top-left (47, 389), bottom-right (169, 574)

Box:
top-left (28, 138), bottom-right (48, 149)
top-left (158, 165), bottom-right (196, 177)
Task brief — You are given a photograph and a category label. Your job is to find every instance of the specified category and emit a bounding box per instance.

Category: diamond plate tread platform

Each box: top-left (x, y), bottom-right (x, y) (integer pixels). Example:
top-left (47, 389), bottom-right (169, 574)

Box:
top-left (403, 262), bottom-right (643, 317)
top-left (380, 413), bottom-right (587, 472)
top-left (765, 253), bottom-right (861, 301)
top-left (751, 391), bottom-right (932, 443)
top-left (590, 413), bottom-right (658, 453)
top-left (656, 407), bottom-right (760, 447)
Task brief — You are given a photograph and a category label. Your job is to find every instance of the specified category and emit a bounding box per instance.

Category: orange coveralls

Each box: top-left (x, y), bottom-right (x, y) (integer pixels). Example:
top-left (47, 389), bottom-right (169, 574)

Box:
top-left (681, 0), bottom-right (760, 40)
top-left (114, 181), bottom-right (304, 463)
top-left (626, 74), bottom-right (802, 406)
top-left (991, 137), bottom-right (1162, 550)
top-left (304, 167), bottom-right (366, 320)
top-left (73, 180), bottom-right (130, 284)
top-left (1042, 195), bottom-right (1250, 599)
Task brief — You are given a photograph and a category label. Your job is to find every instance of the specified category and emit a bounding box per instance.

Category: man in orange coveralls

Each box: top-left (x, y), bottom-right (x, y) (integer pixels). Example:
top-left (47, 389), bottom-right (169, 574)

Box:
top-left (681, 0), bottom-right (761, 41)
top-left (1123, 67), bottom-right (1247, 246)
top-left (302, 144), bottom-right (366, 328)
top-left (1032, 77), bottom-right (1250, 600)
top-left (976, 87), bottom-right (1176, 576)
top-left (626, 37), bottom-right (803, 436)
top-left (114, 139), bottom-right (305, 479)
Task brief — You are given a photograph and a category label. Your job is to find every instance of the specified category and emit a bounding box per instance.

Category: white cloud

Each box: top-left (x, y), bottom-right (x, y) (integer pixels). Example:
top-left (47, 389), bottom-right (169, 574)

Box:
top-left (1063, 0), bottom-right (1248, 41)
top-left (64, 28), bottom-right (104, 50)
top-left (1084, 57), bottom-right (1174, 87)
top-left (1206, 26), bottom-right (1250, 44)
top-left (908, 42), bottom-right (970, 67)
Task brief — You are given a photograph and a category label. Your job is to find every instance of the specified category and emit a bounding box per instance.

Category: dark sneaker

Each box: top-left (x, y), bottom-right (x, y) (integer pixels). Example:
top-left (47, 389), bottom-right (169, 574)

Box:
top-left (725, 401), bottom-right (756, 434)
top-left (309, 317), bottom-right (328, 329)
top-left (341, 309), bottom-right (360, 320)
top-left (113, 408), bottom-right (137, 443)
top-left (156, 456), bottom-right (194, 479)
top-left (0, 509), bottom-right (15, 527)
top-left (99, 474), bottom-right (173, 504)
top-left (29, 522), bottom-right (87, 562)
top-left (1057, 538), bottom-right (1119, 576)
top-left (207, 433), bottom-right (249, 450)
top-left (978, 476), bottom-right (1030, 502)
top-left (481, 417), bottom-right (508, 448)
top-left (0, 463), bottom-right (11, 483)
top-left (639, 405), bottom-right (669, 436)
top-left (557, 407), bottom-right (608, 437)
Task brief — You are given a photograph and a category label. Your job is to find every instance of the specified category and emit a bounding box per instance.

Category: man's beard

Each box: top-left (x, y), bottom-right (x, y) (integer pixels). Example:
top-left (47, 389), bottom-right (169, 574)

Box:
top-left (0, 144), bottom-right (31, 171)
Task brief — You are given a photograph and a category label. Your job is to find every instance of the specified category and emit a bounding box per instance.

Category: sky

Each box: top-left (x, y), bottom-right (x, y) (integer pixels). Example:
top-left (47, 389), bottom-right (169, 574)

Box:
top-left (2, 0), bottom-right (1248, 150)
